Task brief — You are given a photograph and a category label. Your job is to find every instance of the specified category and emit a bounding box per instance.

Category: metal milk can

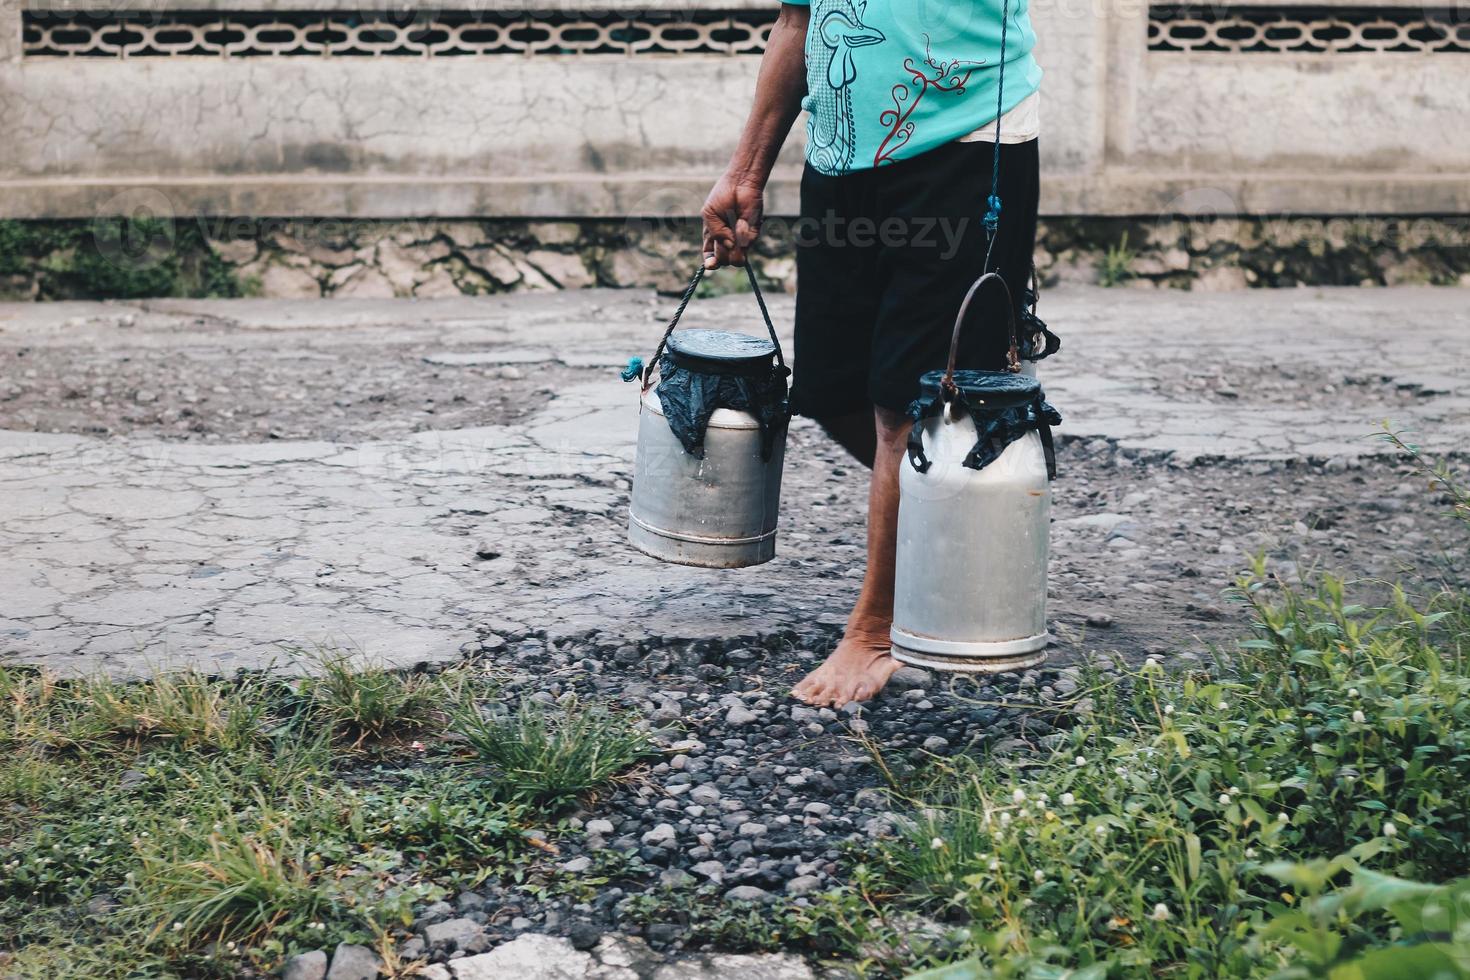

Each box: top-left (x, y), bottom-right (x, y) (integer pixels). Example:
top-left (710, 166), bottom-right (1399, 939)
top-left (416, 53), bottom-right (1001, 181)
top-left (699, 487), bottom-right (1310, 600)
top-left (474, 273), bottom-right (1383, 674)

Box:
top-left (890, 272), bottom-right (1062, 673)
top-left (625, 265), bottom-right (790, 568)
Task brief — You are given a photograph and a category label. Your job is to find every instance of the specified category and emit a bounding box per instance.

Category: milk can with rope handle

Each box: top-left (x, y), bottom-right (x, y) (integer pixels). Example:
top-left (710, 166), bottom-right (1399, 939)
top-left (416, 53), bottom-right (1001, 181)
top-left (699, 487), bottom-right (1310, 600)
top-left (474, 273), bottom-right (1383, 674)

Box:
top-left (890, 272), bottom-right (1061, 672)
top-left (623, 265), bottom-right (791, 568)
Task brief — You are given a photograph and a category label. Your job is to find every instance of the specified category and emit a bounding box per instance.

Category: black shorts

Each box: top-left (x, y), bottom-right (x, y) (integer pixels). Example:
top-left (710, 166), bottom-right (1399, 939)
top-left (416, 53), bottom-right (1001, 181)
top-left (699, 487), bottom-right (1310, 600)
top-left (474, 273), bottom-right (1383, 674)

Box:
top-left (789, 138), bottom-right (1041, 417)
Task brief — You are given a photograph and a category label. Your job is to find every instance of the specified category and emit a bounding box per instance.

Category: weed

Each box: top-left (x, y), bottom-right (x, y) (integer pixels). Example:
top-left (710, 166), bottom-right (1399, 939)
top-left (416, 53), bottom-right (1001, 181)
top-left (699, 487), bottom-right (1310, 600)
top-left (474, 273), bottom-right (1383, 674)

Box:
top-left (133, 821), bottom-right (331, 945)
top-left (1099, 232), bottom-right (1134, 287)
top-left (300, 650), bottom-right (446, 745)
top-left (452, 696), bottom-right (655, 808)
top-left (853, 558), bottom-right (1470, 975)
top-left (74, 670), bottom-right (266, 752)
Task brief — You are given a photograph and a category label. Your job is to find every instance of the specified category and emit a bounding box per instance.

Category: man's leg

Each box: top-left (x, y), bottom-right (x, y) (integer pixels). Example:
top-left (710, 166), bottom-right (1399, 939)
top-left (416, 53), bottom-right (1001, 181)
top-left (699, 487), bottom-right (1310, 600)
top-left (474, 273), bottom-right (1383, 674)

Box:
top-left (792, 405), bottom-right (908, 706)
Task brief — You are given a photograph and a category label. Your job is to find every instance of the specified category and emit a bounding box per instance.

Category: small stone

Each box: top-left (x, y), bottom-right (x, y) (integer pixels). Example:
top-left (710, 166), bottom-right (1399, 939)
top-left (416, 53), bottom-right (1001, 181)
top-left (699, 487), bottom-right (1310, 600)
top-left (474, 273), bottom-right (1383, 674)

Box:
top-left (689, 784), bottom-right (721, 806)
top-left (585, 819), bottom-right (615, 835)
top-left (785, 875), bottom-right (822, 897)
top-left (690, 860), bottom-right (725, 881)
top-left (922, 736), bottom-right (950, 752)
top-left (725, 885), bottom-right (775, 903)
top-left (324, 943), bottom-right (381, 980)
top-left (561, 856), bottom-right (592, 873)
top-left (641, 823), bottom-right (676, 847)
top-left (659, 868), bottom-right (695, 889)
top-left (282, 950), bottom-right (328, 980)
top-left (1085, 612), bottom-right (1115, 628)
top-left (419, 900), bottom-right (454, 923)
top-left (725, 705), bottom-right (760, 726)
top-left (888, 666), bottom-right (933, 690)
top-left (423, 917), bottom-right (484, 952)
top-left (566, 920), bottom-right (602, 951)
top-left (738, 822), bottom-right (768, 837)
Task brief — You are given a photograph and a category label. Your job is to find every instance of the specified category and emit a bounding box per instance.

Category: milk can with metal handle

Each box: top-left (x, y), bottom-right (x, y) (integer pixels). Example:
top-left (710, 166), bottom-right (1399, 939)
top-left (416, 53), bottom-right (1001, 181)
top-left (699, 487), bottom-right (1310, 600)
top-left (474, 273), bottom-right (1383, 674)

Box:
top-left (890, 272), bottom-right (1062, 672)
top-left (625, 265), bottom-right (790, 569)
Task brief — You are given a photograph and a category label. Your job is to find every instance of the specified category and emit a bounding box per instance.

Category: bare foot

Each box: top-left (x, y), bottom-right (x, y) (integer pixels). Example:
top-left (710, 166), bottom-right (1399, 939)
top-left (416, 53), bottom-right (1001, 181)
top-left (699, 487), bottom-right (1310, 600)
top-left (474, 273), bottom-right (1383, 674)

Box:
top-left (792, 629), bottom-right (903, 708)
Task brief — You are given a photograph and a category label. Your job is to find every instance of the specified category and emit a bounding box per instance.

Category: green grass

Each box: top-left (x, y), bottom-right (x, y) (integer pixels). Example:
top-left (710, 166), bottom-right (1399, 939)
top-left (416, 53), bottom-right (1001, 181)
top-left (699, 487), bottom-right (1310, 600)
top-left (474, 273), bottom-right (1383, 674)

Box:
top-left (298, 649), bottom-right (448, 745)
top-left (452, 696), bottom-right (657, 808)
top-left (0, 217), bottom-right (244, 300)
top-left (1098, 232), bottom-right (1135, 288)
top-left (827, 508), bottom-right (1470, 975)
top-left (0, 661), bottom-right (650, 978)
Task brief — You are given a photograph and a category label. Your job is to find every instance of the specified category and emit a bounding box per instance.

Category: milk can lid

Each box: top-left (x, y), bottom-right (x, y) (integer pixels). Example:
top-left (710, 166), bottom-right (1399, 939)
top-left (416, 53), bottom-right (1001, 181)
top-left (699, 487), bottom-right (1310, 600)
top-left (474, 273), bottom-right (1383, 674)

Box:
top-left (666, 329), bottom-right (777, 376)
top-left (918, 369), bottom-right (1040, 410)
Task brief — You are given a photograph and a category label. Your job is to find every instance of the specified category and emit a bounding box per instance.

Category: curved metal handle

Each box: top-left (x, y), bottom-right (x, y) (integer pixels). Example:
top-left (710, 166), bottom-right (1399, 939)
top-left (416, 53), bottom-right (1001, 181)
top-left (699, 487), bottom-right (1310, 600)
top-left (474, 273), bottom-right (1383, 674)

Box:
top-left (941, 271), bottom-right (1022, 398)
top-left (640, 263), bottom-right (786, 388)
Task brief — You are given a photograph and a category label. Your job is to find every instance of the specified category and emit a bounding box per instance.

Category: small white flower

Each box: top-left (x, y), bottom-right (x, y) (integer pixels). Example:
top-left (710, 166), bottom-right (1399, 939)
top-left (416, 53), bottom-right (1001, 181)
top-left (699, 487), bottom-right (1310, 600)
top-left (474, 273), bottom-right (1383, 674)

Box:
top-left (1094, 825), bottom-right (1108, 836)
top-left (931, 837), bottom-right (945, 850)
top-left (1033, 869), bottom-right (1046, 883)
top-left (1245, 847), bottom-right (1257, 858)
top-left (1229, 786), bottom-right (1241, 796)
top-left (1145, 656), bottom-right (1160, 668)
top-left (1383, 821), bottom-right (1398, 838)
top-left (1000, 811), bottom-right (1012, 826)
top-left (1349, 688), bottom-right (1360, 697)
top-left (1060, 792), bottom-right (1075, 806)
top-left (1074, 756), bottom-right (1087, 767)
top-left (989, 859), bottom-right (1001, 871)
top-left (172, 922), bottom-right (183, 932)
top-left (1218, 794), bottom-right (1232, 806)
top-left (1150, 902), bottom-right (1171, 922)
top-left (1216, 701), bottom-right (1228, 710)
top-left (1163, 704), bottom-right (1175, 716)
top-left (1352, 710), bottom-right (1366, 724)
top-left (1012, 788), bottom-right (1026, 803)
top-left (1277, 812), bottom-right (1290, 824)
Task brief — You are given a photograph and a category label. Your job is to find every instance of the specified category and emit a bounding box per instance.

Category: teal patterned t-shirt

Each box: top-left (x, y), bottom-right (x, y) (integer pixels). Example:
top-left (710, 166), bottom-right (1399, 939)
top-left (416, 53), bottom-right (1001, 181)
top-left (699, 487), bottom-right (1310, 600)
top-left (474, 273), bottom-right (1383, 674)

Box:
top-left (781, 0), bottom-right (1042, 175)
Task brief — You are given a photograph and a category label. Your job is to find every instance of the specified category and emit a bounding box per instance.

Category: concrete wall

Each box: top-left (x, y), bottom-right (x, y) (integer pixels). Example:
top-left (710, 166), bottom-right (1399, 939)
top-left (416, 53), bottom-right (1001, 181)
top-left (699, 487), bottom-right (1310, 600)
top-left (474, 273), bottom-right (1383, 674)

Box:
top-left (1, 0), bottom-right (1467, 219)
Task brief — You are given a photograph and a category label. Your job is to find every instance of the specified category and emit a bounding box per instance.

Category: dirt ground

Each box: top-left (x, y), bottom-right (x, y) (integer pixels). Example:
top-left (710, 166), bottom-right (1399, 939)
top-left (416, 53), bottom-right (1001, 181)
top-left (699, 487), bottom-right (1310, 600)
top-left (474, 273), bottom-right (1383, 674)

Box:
top-left (2, 289), bottom-right (1467, 677)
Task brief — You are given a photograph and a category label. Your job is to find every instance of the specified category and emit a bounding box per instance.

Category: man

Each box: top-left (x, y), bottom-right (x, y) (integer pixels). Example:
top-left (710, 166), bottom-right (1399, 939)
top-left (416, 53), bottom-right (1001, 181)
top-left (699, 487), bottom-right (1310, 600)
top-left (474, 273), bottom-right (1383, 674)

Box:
top-left (701, 0), bottom-right (1044, 707)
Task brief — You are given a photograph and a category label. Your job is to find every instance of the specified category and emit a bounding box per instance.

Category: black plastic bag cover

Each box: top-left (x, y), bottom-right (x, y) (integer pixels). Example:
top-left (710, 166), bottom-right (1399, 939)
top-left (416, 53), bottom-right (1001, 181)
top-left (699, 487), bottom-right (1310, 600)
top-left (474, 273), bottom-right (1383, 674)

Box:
top-left (1019, 285), bottom-right (1061, 362)
top-left (654, 330), bottom-right (790, 461)
top-left (905, 369), bottom-right (1062, 478)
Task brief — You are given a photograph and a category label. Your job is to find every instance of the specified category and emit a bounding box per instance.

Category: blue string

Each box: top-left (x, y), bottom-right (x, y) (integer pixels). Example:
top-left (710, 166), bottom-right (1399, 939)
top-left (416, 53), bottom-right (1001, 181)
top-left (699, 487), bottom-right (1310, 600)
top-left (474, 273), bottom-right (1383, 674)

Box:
top-left (982, 0), bottom-right (1012, 245)
top-left (619, 356), bottom-right (644, 383)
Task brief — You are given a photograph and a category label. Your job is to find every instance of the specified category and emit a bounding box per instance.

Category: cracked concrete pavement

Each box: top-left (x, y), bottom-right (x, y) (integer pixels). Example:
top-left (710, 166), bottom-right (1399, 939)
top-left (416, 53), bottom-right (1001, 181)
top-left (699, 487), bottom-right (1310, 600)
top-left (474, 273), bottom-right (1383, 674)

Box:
top-left (1, 286), bottom-right (1467, 677)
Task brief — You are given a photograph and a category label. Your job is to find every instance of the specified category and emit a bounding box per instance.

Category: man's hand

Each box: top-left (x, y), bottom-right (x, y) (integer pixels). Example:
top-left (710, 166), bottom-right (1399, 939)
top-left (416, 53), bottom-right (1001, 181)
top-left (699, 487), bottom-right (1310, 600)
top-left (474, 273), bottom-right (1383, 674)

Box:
top-left (700, 1), bottom-right (807, 270)
top-left (702, 174), bottom-right (765, 269)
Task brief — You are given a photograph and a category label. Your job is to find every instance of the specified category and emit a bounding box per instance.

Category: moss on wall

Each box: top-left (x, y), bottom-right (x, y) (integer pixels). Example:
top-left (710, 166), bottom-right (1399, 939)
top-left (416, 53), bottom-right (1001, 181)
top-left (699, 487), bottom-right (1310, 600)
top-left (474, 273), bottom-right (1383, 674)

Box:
top-left (1, 215), bottom-right (1465, 302)
top-left (0, 219), bottom-right (242, 300)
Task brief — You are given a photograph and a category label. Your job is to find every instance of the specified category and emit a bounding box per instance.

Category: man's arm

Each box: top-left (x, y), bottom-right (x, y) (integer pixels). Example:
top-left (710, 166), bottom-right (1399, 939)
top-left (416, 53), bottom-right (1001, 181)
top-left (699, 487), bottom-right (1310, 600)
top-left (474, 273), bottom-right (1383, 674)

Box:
top-left (702, 3), bottom-right (810, 269)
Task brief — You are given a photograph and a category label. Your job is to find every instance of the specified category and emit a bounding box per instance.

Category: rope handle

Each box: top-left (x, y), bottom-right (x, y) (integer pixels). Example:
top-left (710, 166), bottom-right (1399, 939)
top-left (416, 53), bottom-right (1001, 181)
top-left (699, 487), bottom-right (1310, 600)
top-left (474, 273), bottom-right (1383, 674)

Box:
top-left (941, 271), bottom-right (1022, 400)
top-left (640, 263), bottom-right (786, 388)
